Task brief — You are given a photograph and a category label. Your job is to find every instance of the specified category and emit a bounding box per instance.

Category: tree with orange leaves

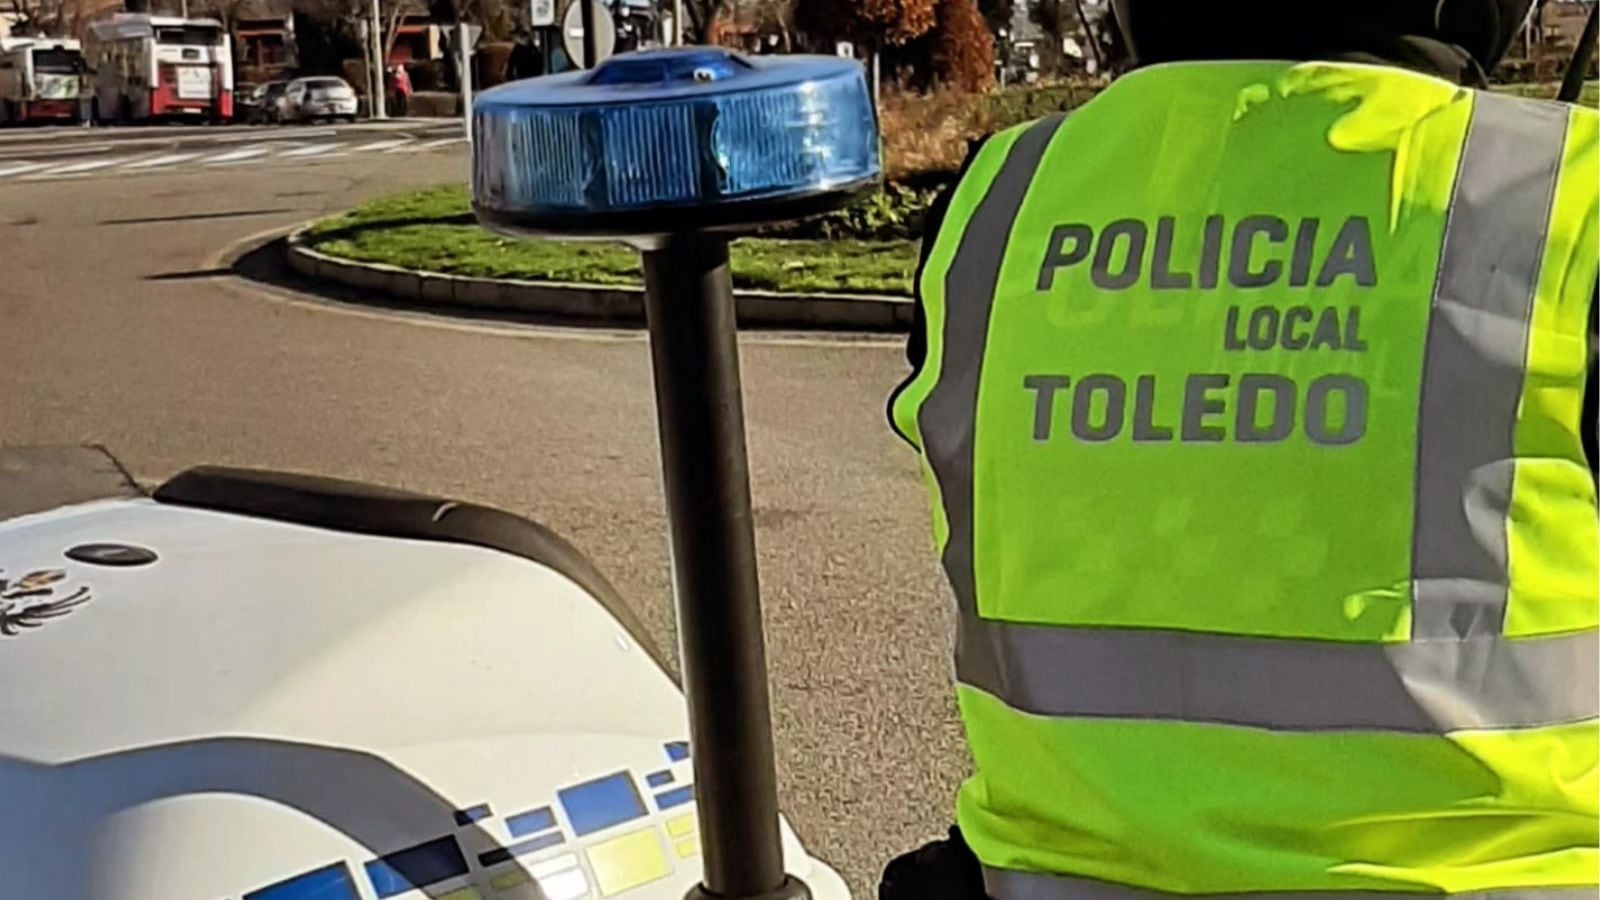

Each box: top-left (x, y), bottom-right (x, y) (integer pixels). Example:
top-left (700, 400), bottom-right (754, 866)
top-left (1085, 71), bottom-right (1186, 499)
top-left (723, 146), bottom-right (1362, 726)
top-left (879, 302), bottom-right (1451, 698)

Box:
top-left (793, 0), bottom-right (939, 48)
top-left (795, 0), bottom-right (995, 92)
top-left (931, 0), bottom-right (995, 91)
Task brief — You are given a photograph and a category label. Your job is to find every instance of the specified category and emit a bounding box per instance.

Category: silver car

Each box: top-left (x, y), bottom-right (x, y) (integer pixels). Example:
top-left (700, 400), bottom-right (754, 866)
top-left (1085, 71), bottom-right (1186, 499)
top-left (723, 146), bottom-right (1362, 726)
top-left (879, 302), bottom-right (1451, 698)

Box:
top-left (242, 80), bottom-right (288, 123)
top-left (284, 76), bottom-right (358, 123)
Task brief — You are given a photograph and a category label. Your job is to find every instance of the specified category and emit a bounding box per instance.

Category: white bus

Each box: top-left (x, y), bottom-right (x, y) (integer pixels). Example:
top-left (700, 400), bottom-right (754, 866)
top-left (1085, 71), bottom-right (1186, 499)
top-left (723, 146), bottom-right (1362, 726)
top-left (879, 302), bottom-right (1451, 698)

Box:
top-left (0, 37), bottom-right (85, 125)
top-left (84, 14), bottom-right (233, 122)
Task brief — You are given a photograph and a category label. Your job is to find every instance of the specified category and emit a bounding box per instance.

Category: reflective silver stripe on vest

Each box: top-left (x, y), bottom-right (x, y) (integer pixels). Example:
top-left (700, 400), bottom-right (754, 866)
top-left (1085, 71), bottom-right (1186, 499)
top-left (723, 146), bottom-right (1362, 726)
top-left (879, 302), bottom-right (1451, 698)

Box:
top-left (935, 96), bottom-right (1589, 733)
top-left (1412, 93), bottom-right (1569, 639)
top-left (985, 867), bottom-right (1600, 900)
top-left (920, 114), bottom-right (1065, 623)
top-left (959, 619), bottom-right (1599, 731)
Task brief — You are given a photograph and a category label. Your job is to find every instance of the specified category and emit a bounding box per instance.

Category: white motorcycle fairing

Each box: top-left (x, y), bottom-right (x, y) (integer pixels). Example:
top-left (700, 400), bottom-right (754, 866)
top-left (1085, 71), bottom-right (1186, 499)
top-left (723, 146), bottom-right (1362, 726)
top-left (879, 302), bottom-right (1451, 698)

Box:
top-left (0, 450), bottom-right (849, 900)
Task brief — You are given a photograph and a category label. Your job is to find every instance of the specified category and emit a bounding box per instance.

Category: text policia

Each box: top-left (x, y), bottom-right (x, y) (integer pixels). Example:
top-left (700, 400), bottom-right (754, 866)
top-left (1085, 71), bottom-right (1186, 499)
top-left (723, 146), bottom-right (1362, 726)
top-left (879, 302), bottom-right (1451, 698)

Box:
top-left (1027, 213), bottom-right (1374, 447)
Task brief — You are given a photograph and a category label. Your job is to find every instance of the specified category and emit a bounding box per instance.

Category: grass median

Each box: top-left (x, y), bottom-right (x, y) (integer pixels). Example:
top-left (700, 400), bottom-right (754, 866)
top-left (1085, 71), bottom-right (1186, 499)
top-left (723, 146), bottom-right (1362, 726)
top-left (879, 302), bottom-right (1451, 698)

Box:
top-left (304, 185), bottom-right (918, 297)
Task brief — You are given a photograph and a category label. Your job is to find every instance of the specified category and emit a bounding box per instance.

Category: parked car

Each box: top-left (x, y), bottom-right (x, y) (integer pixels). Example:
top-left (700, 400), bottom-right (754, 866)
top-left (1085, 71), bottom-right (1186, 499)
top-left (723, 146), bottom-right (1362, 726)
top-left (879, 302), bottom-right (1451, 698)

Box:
top-left (284, 76), bottom-right (357, 123)
top-left (241, 80), bottom-right (288, 124)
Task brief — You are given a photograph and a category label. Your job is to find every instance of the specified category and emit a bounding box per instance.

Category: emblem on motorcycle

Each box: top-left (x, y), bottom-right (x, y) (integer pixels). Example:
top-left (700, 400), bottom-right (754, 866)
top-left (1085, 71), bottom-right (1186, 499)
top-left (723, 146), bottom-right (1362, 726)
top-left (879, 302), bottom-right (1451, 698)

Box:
top-left (0, 569), bottom-right (91, 637)
top-left (65, 543), bottom-right (158, 567)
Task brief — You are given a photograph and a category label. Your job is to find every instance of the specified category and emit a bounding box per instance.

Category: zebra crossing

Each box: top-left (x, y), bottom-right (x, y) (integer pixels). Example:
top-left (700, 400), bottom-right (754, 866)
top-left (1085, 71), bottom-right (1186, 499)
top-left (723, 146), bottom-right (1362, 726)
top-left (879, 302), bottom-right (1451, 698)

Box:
top-left (0, 134), bottom-right (467, 183)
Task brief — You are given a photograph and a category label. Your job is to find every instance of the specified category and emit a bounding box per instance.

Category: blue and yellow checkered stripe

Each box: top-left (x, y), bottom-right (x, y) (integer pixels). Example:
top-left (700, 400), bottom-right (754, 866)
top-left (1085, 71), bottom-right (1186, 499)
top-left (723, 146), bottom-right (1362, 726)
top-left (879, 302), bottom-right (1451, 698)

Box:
top-left (240, 741), bottom-right (701, 900)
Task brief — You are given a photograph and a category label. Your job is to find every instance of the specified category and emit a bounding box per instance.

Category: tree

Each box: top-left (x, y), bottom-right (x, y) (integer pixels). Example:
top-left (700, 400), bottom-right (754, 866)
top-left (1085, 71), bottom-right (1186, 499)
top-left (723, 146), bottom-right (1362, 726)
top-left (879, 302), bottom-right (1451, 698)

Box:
top-left (930, 0), bottom-right (992, 90)
top-left (793, 0), bottom-right (937, 48)
top-left (745, 0), bottom-right (797, 52)
top-left (291, 0), bottom-right (412, 81)
top-left (1029, 0), bottom-right (1063, 37)
top-left (975, 0), bottom-right (1009, 33)
top-left (1032, 0), bottom-right (1125, 74)
top-left (3, 0), bottom-right (64, 34)
top-left (679, 0), bottom-right (728, 43)
top-left (192, 0), bottom-right (258, 32)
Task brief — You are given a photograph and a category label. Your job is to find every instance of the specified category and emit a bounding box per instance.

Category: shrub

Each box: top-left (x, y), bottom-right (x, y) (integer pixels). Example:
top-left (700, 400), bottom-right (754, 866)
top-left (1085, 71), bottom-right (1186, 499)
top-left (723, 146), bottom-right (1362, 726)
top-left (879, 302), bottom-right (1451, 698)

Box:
top-left (879, 82), bottom-right (1098, 179)
top-left (978, 83), bottom-right (1091, 127)
top-left (768, 181), bottom-right (943, 241)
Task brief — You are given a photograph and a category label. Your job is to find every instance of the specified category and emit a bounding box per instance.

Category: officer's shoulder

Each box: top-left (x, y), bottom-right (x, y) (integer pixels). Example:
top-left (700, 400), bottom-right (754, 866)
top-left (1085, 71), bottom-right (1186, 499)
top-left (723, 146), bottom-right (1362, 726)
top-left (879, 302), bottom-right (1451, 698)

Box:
top-left (960, 111), bottom-right (1073, 172)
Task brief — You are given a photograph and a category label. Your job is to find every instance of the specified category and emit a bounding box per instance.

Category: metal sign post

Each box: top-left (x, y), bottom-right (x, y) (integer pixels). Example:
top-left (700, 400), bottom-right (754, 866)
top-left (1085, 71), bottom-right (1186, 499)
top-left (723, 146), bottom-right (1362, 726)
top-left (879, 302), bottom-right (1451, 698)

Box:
top-left (579, 0), bottom-right (598, 67)
top-left (459, 22), bottom-right (481, 143)
top-left (460, 23), bottom-right (471, 129)
top-left (562, 0), bottom-right (615, 69)
top-left (368, 0), bottom-right (387, 119)
top-left (1558, 2), bottom-right (1597, 103)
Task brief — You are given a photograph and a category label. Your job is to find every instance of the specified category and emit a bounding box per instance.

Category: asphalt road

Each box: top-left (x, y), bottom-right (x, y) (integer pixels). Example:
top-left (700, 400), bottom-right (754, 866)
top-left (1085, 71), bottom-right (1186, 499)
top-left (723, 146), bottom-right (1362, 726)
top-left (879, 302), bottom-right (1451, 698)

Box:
top-left (0, 126), bottom-right (961, 895)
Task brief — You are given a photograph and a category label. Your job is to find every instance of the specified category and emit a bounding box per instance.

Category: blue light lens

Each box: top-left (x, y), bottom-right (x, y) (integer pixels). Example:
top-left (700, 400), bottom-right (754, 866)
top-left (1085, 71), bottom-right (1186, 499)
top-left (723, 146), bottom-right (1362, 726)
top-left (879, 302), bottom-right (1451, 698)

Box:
top-left (472, 49), bottom-right (879, 231)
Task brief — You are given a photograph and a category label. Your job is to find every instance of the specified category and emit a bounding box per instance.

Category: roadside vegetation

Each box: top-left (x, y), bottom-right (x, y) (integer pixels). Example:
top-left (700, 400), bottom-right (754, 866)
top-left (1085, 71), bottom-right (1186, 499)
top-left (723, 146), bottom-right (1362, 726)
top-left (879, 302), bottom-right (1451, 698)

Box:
top-left (307, 79), bottom-right (1595, 297)
top-left (302, 82), bottom-right (1103, 297)
top-left (306, 185), bottom-right (918, 296)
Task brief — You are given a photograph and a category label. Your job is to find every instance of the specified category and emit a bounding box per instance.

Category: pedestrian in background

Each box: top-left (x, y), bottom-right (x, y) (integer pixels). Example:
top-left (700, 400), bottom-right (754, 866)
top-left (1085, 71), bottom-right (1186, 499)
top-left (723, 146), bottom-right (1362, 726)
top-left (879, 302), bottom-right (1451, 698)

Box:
top-left (388, 64), bottom-right (412, 117)
top-left (388, 64), bottom-right (412, 118)
top-left (507, 29), bottom-right (545, 80)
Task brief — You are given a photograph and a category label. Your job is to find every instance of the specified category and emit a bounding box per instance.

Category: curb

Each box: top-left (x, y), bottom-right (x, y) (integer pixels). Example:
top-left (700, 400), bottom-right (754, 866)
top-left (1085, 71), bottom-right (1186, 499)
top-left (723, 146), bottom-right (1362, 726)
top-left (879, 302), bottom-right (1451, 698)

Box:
top-left (286, 229), bottom-right (914, 332)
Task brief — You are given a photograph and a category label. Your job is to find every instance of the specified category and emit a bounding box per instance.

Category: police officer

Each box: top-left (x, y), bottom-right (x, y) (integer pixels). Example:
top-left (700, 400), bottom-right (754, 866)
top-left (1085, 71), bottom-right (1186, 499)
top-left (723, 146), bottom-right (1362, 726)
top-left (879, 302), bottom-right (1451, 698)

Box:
top-left (884, 1), bottom-right (1598, 897)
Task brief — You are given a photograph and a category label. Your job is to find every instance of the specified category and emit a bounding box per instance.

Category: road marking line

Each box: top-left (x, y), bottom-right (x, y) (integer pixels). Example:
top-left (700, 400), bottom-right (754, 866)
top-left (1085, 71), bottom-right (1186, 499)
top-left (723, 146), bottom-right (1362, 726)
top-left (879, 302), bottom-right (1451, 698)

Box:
top-left (215, 127), bottom-right (337, 143)
top-left (33, 156), bottom-right (130, 175)
top-left (0, 142), bottom-right (115, 161)
top-left (0, 161), bottom-right (49, 177)
top-left (204, 145), bottom-right (275, 163)
top-left (414, 137), bottom-right (466, 151)
top-left (122, 152), bottom-right (203, 169)
top-left (352, 139), bottom-right (411, 152)
top-left (278, 142), bottom-right (346, 157)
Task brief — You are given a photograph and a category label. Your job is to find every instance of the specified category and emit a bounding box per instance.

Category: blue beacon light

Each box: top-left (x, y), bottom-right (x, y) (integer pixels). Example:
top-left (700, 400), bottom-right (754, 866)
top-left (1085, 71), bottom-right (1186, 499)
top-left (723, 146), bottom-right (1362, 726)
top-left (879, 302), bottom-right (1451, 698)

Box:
top-left (471, 46), bottom-right (880, 900)
top-left (471, 47), bottom-right (880, 242)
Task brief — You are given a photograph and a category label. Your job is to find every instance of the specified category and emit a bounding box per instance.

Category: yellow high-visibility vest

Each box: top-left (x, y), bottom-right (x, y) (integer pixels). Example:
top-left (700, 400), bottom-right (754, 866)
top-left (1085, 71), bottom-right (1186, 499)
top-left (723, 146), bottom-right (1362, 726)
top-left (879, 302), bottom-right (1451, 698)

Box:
top-left (892, 61), bottom-right (1599, 895)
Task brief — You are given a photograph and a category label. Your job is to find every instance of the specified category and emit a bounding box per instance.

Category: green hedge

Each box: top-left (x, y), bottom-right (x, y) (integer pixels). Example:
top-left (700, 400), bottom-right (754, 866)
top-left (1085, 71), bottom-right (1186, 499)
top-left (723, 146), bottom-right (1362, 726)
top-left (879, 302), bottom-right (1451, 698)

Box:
top-left (764, 182), bottom-right (944, 242)
top-left (978, 83), bottom-right (1097, 129)
top-left (305, 185), bottom-right (920, 295)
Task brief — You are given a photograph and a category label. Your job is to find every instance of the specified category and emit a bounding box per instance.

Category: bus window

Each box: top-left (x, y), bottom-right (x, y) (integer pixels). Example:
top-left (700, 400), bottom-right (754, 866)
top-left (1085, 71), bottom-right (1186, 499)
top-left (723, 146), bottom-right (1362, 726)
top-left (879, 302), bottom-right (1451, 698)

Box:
top-left (33, 48), bottom-right (82, 73)
top-left (154, 26), bottom-right (221, 46)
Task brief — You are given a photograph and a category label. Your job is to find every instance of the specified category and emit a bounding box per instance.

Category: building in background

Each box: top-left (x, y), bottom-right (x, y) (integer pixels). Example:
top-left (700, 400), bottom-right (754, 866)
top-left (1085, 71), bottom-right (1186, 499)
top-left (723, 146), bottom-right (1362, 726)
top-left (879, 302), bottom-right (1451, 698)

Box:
top-left (386, 11), bottom-right (439, 64)
top-left (1541, 0), bottom-right (1595, 51)
top-left (1499, 0), bottom-right (1597, 81)
top-left (996, 0), bottom-right (1043, 84)
top-left (230, 0), bottom-right (294, 82)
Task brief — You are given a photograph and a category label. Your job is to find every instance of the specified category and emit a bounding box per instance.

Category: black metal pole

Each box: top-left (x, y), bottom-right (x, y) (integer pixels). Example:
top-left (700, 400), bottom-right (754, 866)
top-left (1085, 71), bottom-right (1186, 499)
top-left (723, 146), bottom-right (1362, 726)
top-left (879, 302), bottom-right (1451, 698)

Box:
top-left (1558, 2), bottom-right (1597, 103)
top-left (580, 0), bottom-right (599, 68)
top-left (640, 237), bottom-right (809, 900)
top-left (1071, 0), bottom-right (1103, 73)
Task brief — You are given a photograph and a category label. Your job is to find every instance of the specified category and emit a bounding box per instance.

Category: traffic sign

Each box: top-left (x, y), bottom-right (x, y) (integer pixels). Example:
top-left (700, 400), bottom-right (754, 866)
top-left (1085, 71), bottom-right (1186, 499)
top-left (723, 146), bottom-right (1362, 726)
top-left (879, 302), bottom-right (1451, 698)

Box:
top-left (531, 0), bottom-right (555, 27)
top-left (563, 0), bottom-right (616, 67)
